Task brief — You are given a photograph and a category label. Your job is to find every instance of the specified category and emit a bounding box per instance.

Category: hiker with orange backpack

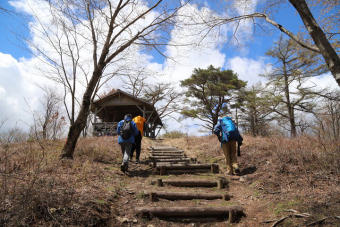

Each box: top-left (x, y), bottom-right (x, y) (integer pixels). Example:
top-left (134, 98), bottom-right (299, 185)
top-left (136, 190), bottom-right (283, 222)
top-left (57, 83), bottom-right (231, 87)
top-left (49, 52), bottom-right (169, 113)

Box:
top-left (130, 115), bottom-right (147, 163)
top-left (213, 115), bottom-right (243, 176)
top-left (117, 114), bottom-right (139, 172)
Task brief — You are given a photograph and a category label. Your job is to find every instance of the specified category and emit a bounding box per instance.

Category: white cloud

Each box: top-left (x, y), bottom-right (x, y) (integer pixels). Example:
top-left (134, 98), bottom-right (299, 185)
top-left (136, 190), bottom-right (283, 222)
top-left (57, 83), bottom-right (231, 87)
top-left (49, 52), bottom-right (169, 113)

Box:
top-left (0, 53), bottom-right (38, 131)
top-left (305, 73), bottom-right (339, 90)
top-left (160, 3), bottom-right (228, 85)
top-left (226, 56), bottom-right (271, 86)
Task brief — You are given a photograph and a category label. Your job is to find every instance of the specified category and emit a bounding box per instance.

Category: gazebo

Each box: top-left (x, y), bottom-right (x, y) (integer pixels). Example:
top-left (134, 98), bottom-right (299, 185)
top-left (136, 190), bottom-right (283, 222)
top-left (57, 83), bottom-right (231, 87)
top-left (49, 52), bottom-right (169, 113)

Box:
top-left (91, 89), bottom-right (163, 138)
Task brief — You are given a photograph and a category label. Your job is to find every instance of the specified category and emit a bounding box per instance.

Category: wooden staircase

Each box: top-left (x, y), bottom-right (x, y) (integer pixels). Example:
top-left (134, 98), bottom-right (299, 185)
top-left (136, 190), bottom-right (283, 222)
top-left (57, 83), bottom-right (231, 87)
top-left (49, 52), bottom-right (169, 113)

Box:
top-left (135, 145), bottom-right (245, 224)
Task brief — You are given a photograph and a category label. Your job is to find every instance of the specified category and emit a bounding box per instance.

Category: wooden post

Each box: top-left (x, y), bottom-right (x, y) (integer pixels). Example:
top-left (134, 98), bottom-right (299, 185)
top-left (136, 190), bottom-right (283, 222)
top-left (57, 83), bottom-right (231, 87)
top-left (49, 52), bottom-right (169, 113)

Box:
top-left (157, 179), bottom-right (163, 187)
top-left (222, 194), bottom-right (230, 200)
top-left (217, 179), bottom-right (224, 189)
top-left (228, 210), bottom-right (235, 223)
top-left (159, 166), bottom-right (166, 175)
top-left (211, 164), bottom-right (219, 173)
top-left (150, 192), bottom-right (157, 202)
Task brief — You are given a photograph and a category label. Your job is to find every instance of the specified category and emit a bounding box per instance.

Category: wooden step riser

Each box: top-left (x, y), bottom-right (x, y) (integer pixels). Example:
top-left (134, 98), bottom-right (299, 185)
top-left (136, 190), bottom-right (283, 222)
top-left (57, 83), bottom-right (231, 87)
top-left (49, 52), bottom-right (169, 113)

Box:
top-left (150, 147), bottom-right (179, 151)
top-left (136, 206), bottom-right (244, 223)
top-left (155, 164), bottom-right (219, 173)
top-left (152, 179), bottom-right (226, 189)
top-left (151, 155), bottom-right (185, 159)
top-left (152, 158), bottom-right (191, 162)
top-left (147, 191), bottom-right (230, 201)
top-left (151, 152), bottom-right (184, 156)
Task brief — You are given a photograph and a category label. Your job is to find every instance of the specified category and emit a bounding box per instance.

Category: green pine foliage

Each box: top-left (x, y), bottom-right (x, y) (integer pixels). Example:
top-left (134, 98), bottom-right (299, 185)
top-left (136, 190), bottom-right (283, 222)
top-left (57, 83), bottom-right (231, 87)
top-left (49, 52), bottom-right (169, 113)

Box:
top-left (180, 65), bottom-right (246, 132)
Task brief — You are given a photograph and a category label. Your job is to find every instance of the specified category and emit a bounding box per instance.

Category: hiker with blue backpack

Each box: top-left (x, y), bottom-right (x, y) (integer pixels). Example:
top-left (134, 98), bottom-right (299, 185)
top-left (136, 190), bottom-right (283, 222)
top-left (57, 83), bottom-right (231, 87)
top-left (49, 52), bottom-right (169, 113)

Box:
top-left (117, 114), bottom-right (139, 172)
top-left (213, 116), bottom-right (243, 176)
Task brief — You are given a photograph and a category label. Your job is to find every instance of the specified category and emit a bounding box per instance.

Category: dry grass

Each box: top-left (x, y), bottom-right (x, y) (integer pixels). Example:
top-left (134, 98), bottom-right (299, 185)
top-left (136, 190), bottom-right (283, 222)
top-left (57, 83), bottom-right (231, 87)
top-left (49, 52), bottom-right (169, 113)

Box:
top-left (0, 137), bottom-right (123, 226)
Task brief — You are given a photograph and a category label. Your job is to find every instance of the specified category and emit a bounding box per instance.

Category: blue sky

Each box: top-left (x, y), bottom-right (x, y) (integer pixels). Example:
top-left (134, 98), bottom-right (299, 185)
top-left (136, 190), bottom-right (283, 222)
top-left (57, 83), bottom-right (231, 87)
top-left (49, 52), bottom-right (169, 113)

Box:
top-left (0, 0), bottom-right (338, 133)
top-left (0, 0), bottom-right (304, 64)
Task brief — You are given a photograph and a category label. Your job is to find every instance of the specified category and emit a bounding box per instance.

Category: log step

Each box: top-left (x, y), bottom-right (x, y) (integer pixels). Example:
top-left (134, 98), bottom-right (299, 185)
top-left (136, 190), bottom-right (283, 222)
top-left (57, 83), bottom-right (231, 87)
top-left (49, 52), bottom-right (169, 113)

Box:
top-left (150, 146), bottom-right (179, 151)
top-left (151, 155), bottom-right (185, 159)
top-left (151, 151), bottom-right (184, 155)
top-left (147, 191), bottom-right (230, 201)
top-left (154, 162), bottom-right (190, 166)
top-left (151, 178), bottom-right (226, 188)
top-left (152, 158), bottom-right (192, 163)
top-left (154, 164), bottom-right (219, 175)
top-left (135, 206), bottom-right (244, 222)
top-left (151, 159), bottom-right (191, 167)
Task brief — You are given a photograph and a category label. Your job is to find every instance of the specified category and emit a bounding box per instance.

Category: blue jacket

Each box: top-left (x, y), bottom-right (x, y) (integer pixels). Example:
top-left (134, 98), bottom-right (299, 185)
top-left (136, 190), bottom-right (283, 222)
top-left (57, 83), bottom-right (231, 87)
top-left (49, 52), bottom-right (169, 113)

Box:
top-left (117, 116), bottom-right (139, 144)
top-left (213, 117), bottom-right (243, 144)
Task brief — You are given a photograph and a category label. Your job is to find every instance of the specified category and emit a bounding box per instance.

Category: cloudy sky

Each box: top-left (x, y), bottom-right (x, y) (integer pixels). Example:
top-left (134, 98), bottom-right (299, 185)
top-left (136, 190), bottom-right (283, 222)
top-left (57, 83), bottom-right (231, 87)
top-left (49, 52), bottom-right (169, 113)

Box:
top-left (0, 0), bottom-right (338, 134)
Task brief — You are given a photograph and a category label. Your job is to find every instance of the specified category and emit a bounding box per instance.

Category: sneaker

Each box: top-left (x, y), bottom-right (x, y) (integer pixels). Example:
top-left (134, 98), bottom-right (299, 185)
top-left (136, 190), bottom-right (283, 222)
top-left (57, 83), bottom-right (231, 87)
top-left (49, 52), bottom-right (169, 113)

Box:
top-left (135, 159), bottom-right (140, 164)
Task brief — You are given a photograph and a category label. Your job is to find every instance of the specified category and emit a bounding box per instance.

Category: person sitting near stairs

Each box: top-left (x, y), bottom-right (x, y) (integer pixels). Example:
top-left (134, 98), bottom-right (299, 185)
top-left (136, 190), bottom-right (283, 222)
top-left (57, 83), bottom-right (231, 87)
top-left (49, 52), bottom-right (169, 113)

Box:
top-left (130, 115), bottom-right (147, 164)
top-left (117, 114), bottom-right (139, 172)
top-left (213, 115), bottom-right (243, 176)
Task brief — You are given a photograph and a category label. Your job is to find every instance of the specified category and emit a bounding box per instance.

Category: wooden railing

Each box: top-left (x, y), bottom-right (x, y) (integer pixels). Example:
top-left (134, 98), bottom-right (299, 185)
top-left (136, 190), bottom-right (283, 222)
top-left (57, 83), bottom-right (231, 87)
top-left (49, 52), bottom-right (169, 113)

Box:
top-left (92, 122), bottom-right (118, 136)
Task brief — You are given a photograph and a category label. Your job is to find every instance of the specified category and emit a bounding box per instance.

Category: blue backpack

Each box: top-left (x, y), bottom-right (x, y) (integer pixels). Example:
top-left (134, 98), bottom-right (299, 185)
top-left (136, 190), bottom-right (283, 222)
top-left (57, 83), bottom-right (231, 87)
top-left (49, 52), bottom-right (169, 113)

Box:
top-left (220, 117), bottom-right (239, 142)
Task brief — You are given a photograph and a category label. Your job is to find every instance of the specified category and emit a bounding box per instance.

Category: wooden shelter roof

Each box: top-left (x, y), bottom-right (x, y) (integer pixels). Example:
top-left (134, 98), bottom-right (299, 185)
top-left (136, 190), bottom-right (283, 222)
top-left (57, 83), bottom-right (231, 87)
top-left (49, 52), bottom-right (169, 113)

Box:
top-left (91, 89), bottom-right (162, 126)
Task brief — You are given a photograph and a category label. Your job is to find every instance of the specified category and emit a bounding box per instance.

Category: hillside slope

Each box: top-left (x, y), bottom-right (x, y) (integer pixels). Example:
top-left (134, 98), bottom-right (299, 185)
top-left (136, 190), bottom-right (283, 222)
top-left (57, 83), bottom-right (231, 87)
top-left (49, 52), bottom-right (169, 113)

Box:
top-left (0, 135), bottom-right (339, 226)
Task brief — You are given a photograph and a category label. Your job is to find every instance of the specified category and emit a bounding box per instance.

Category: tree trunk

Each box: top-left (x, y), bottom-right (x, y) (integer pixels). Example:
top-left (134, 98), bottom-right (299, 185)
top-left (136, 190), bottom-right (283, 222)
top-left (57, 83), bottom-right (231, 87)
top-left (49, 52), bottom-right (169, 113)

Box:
top-left (289, 0), bottom-right (340, 87)
top-left (283, 63), bottom-right (296, 137)
top-left (61, 68), bottom-right (103, 159)
top-left (289, 106), bottom-right (297, 137)
top-left (42, 124), bottom-right (47, 139)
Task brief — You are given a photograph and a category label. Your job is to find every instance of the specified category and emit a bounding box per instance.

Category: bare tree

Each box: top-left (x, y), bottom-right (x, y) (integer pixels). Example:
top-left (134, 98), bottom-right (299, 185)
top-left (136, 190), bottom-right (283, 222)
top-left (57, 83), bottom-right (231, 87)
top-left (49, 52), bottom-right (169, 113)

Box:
top-left (38, 87), bottom-right (62, 139)
top-left (191, 0), bottom-right (340, 86)
top-left (0, 119), bottom-right (6, 131)
top-left (239, 84), bottom-right (274, 136)
top-left (29, 87), bottom-right (66, 140)
top-left (313, 90), bottom-right (340, 143)
top-left (263, 37), bottom-right (321, 137)
top-left (143, 82), bottom-right (182, 122)
top-left (122, 68), bottom-right (149, 97)
top-left (26, 0), bottom-right (187, 158)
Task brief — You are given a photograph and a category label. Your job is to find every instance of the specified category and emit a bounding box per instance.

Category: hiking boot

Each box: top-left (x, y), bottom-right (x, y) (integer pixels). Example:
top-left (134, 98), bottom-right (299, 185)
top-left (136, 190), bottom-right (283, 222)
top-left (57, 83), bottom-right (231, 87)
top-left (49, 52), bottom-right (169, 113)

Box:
top-left (135, 159), bottom-right (140, 164)
top-left (120, 163), bottom-right (128, 172)
top-left (234, 168), bottom-right (240, 176)
top-left (120, 164), bottom-right (125, 172)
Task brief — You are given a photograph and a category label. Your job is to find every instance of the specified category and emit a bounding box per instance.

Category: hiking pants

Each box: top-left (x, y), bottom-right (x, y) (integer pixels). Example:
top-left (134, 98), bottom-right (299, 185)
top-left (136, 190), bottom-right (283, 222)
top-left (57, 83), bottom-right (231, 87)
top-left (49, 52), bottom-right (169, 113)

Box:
top-left (131, 131), bottom-right (142, 161)
top-left (222, 141), bottom-right (239, 174)
top-left (120, 143), bottom-right (132, 166)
